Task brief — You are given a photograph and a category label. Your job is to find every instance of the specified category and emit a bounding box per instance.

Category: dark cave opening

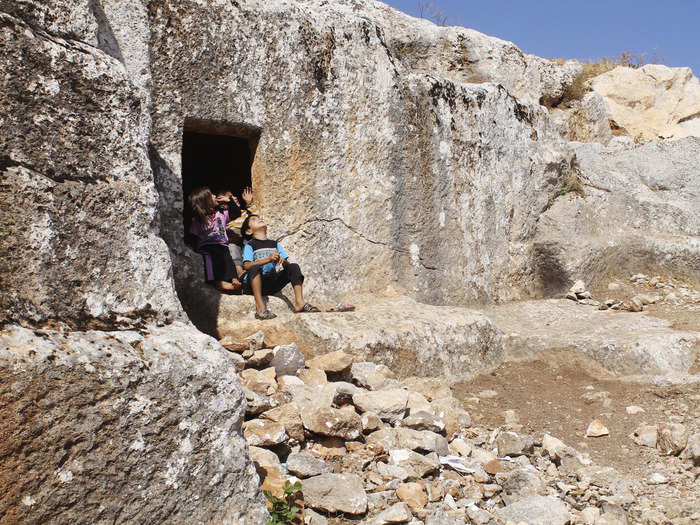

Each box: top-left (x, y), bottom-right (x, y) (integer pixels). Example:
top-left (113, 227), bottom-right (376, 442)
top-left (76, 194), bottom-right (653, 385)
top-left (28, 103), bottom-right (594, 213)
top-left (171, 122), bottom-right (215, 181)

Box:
top-left (181, 122), bottom-right (259, 247)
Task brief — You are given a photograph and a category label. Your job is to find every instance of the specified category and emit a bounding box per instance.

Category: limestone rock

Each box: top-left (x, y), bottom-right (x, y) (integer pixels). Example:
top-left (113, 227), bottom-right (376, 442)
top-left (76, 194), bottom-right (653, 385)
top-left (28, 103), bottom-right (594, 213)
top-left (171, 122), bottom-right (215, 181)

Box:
top-left (240, 368), bottom-right (278, 396)
top-left (395, 482), bottom-right (427, 511)
top-left (496, 495), bottom-right (570, 525)
top-left (683, 432), bottom-right (700, 465)
top-left (298, 367), bottom-right (328, 386)
top-left (245, 331), bottom-right (266, 352)
top-left (243, 419), bottom-right (287, 447)
top-left (245, 348), bottom-right (275, 369)
top-left (496, 431), bottom-right (535, 456)
top-left (302, 473), bottom-right (367, 515)
top-left (287, 452), bottom-right (333, 478)
top-left (429, 397), bottom-right (472, 439)
top-left (499, 468), bottom-right (546, 502)
top-left (270, 342), bottom-right (305, 377)
top-left (0, 324), bottom-right (268, 523)
top-left (590, 64), bottom-right (700, 143)
top-left (306, 351), bottom-right (354, 374)
top-left (389, 449), bottom-right (440, 479)
top-left (632, 424), bottom-right (658, 448)
top-left (366, 428), bottom-right (450, 456)
top-left (373, 502), bottom-right (413, 524)
top-left (261, 403), bottom-right (305, 442)
top-left (243, 386), bottom-right (278, 416)
top-left (586, 420), bottom-right (609, 438)
top-left (304, 509), bottom-right (329, 525)
top-left (657, 423), bottom-right (688, 455)
top-left (353, 389), bottom-right (409, 424)
top-left (362, 412), bottom-right (383, 433)
top-left (350, 362), bottom-right (395, 390)
top-left (219, 335), bottom-right (248, 353)
top-left (401, 410), bottom-right (446, 433)
top-left (300, 405), bottom-right (362, 440)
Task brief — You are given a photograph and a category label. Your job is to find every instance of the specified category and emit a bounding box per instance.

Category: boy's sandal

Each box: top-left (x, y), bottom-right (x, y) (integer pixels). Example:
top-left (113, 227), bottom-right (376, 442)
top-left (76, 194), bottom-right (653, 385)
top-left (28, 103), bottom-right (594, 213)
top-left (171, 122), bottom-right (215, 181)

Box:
top-left (326, 303), bottom-right (356, 312)
top-left (255, 309), bottom-right (277, 320)
top-left (297, 303), bottom-right (320, 313)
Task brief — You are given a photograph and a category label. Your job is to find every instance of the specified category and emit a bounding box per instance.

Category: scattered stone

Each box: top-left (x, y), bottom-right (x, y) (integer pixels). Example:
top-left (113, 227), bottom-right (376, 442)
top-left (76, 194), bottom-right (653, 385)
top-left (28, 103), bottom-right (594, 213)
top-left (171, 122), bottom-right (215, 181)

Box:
top-left (627, 296), bottom-right (644, 312)
top-left (242, 419), bottom-right (287, 447)
top-left (245, 348), bottom-right (275, 369)
top-left (401, 410), bottom-right (445, 433)
top-left (625, 405), bottom-right (645, 415)
top-left (261, 403), bottom-right (304, 442)
top-left (373, 502), bottom-right (413, 524)
top-left (350, 362), bottom-right (395, 390)
top-left (585, 419), bottom-right (609, 437)
top-left (333, 382), bottom-right (361, 406)
top-left (309, 437), bottom-right (347, 457)
top-left (542, 434), bottom-right (567, 459)
top-left (499, 468), bottom-right (546, 502)
top-left (367, 490), bottom-right (399, 513)
top-left (377, 462), bottom-right (410, 482)
top-left (366, 428), bottom-right (449, 456)
top-left (396, 482), bottom-right (427, 511)
top-left (632, 424), bottom-right (658, 448)
top-left (304, 508), bottom-right (329, 525)
top-left (239, 367), bottom-right (278, 395)
top-left (424, 508), bottom-right (459, 525)
top-left (406, 391), bottom-right (432, 414)
top-left (502, 409), bottom-right (520, 426)
top-left (496, 495), bottom-right (570, 525)
top-left (684, 432), bottom-right (700, 465)
top-left (218, 335), bottom-right (248, 353)
top-left (353, 389), bottom-right (409, 424)
top-left (466, 504), bottom-right (492, 525)
top-left (647, 472), bottom-right (668, 485)
top-left (570, 280), bottom-right (586, 294)
top-left (244, 331), bottom-right (265, 351)
top-left (302, 473), bottom-right (368, 514)
top-left (389, 449), bottom-right (440, 479)
top-left (657, 423), bottom-right (688, 455)
top-left (448, 438), bottom-right (471, 458)
top-left (301, 405), bottom-right (362, 440)
top-left (477, 389), bottom-right (498, 399)
top-left (249, 445), bottom-right (285, 477)
top-left (306, 351), bottom-right (354, 373)
top-left (297, 367), bottom-right (328, 385)
top-left (277, 375), bottom-right (304, 389)
top-left (243, 386), bottom-right (278, 416)
top-left (287, 452), bottom-right (333, 478)
top-left (270, 342), bottom-right (305, 376)
top-left (607, 282), bottom-right (621, 291)
top-left (484, 459), bottom-right (506, 475)
top-left (362, 411), bottom-right (383, 433)
top-left (430, 397), bottom-right (472, 439)
top-left (496, 431), bottom-right (535, 456)
top-left (581, 506), bottom-right (601, 525)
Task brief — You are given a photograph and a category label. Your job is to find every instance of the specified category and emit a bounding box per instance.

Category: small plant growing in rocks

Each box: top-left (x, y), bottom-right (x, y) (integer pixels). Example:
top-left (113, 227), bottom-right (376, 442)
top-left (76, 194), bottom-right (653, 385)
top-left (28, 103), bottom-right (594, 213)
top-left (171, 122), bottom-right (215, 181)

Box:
top-left (264, 480), bottom-right (302, 525)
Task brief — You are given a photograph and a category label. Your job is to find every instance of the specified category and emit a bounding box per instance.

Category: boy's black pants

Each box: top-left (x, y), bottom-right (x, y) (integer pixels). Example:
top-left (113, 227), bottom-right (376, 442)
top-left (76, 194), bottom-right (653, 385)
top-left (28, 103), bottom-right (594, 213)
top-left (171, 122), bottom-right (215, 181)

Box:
top-left (242, 263), bottom-right (304, 295)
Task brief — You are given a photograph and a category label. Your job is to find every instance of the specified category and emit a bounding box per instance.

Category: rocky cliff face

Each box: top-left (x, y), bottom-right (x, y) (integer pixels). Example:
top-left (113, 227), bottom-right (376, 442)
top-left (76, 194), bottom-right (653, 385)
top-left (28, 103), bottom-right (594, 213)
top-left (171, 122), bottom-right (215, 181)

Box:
top-left (1, 0), bottom-right (698, 522)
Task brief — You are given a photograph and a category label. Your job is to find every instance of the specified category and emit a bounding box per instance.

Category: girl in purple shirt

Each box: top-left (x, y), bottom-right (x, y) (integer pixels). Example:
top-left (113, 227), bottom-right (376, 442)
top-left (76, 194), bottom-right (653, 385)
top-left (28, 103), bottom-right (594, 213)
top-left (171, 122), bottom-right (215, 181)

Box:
top-left (188, 187), bottom-right (241, 292)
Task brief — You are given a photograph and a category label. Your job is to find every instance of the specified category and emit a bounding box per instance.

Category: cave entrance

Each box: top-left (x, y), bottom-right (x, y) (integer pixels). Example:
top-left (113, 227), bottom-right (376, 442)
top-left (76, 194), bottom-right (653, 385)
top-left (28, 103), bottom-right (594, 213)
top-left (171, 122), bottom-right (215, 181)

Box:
top-left (181, 120), bottom-right (260, 246)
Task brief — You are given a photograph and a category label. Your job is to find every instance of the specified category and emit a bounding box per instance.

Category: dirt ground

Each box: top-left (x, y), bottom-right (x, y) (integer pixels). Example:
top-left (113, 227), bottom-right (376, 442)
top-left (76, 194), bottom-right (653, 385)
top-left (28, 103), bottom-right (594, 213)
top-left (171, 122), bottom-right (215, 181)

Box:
top-left (453, 358), bottom-right (700, 479)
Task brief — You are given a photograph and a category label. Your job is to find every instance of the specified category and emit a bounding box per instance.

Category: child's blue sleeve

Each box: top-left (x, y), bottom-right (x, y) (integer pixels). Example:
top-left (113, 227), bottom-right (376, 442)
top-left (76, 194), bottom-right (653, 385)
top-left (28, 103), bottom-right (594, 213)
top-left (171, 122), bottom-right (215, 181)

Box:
top-left (277, 242), bottom-right (289, 259)
top-left (242, 243), bottom-right (254, 262)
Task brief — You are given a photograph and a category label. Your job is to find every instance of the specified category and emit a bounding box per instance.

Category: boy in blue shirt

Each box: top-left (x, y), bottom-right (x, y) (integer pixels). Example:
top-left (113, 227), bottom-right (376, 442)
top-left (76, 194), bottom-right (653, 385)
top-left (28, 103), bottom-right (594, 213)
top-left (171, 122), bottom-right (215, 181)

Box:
top-left (240, 215), bottom-right (320, 320)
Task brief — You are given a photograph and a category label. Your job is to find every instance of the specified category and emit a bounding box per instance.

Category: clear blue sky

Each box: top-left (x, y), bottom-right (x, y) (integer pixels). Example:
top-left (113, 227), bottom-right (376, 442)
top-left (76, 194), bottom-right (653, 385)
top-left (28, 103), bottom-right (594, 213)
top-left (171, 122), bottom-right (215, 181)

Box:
top-left (382, 0), bottom-right (699, 75)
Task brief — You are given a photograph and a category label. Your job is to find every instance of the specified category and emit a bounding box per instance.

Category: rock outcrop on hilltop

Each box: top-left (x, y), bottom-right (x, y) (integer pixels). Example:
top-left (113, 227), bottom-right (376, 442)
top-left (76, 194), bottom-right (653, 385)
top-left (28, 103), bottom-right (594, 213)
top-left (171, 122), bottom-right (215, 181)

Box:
top-left (1, 0), bottom-right (699, 523)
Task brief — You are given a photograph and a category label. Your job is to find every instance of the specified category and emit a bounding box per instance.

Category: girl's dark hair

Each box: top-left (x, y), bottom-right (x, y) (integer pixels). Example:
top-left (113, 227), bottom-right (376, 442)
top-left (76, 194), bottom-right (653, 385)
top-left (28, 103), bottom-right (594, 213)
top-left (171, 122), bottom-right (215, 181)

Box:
top-left (240, 214), bottom-right (258, 240)
top-left (188, 187), bottom-right (216, 224)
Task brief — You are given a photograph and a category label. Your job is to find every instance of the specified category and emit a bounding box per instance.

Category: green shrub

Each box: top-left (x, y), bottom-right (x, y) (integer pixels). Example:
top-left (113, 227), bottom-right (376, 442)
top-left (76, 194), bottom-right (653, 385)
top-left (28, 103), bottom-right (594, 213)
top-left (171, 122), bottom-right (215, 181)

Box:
top-left (265, 480), bottom-right (302, 525)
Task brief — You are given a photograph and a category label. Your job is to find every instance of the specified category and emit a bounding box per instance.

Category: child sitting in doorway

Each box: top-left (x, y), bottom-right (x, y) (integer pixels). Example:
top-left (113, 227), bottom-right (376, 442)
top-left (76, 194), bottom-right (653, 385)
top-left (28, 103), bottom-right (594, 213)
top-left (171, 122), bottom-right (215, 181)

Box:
top-left (216, 187), bottom-right (259, 281)
top-left (240, 214), bottom-right (320, 320)
top-left (188, 187), bottom-right (241, 293)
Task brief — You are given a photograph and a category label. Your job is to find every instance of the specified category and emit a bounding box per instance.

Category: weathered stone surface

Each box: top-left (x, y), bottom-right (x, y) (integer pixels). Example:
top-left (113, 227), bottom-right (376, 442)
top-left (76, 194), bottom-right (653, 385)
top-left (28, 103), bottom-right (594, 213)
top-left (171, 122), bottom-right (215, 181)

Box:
top-left (496, 495), bottom-right (570, 525)
top-left (366, 428), bottom-right (449, 456)
top-left (590, 65), bottom-right (700, 142)
top-left (240, 367), bottom-right (278, 396)
top-left (632, 424), bottom-right (658, 448)
top-left (499, 468), bottom-right (546, 502)
top-left (430, 397), bottom-right (472, 439)
top-left (260, 403), bottom-right (305, 442)
top-left (657, 423), bottom-right (688, 455)
top-left (306, 351), bottom-right (354, 374)
top-left (395, 482), bottom-right (428, 511)
top-left (286, 452), bottom-right (333, 478)
top-left (684, 432), bottom-right (700, 465)
top-left (0, 324), bottom-right (268, 523)
top-left (389, 449), bottom-right (440, 480)
top-left (353, 389), bottom-right (409, 424)
top-left (535, 138), bottom-right (700, 298)
top-left (270, 342), bottom-right (305, 377)
top-left (302, 473), bottom-right (368, 515)
top-left (300, 405), bottom-right (362, 440)
top-left (351, 362), bottom-right (396, 390)
top-left (497, 431), bottom-right (535, 456)
top-left (242, 419), bottom-right (287, 447)
top-left (298, 367), bottom-right (328, 385)
top-left (401, 410), bottom-right (445, 433)
top-left (373, 502), bottom-right (413, 524)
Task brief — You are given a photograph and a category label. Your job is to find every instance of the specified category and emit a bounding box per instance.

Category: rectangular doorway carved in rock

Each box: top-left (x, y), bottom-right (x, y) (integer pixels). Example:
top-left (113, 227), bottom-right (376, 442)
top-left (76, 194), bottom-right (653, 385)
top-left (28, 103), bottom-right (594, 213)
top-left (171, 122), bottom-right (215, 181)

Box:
top-left (181, 119), bottom-right (260, 246)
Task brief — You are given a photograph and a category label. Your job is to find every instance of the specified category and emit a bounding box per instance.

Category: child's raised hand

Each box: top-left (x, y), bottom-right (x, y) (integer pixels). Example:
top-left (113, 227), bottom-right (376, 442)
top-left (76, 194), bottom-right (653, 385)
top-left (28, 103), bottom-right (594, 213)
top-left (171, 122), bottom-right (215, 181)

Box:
top-left (242, 187), bottom-right (253, 206)
top-left (269, 252), bottom-right (281, 264)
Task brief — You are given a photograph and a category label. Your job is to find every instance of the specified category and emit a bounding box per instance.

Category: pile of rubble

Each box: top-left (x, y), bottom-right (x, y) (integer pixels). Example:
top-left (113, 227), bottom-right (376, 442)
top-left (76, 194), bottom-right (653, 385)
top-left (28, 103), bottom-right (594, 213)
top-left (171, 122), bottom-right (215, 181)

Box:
top-left (220, 332), bottom-right (700, 525)
top-left (564, 274), bottom-right (699, 312)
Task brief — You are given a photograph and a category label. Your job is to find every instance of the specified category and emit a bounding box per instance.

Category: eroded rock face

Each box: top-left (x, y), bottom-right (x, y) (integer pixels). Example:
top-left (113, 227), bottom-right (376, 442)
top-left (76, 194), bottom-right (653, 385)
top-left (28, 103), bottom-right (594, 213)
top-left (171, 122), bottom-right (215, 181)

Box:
top-left (0, 323), bottom-right (268, 524)
top-left (591, 64), bottom-right (700, 142)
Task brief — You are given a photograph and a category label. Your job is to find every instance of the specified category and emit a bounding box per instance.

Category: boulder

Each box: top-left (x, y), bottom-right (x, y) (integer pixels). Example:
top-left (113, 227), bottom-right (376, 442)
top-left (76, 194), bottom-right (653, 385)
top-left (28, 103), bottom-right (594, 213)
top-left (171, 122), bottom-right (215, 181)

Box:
top-left (496, 431), bottom-right (535, 456)
top-left (302, 473), bottom-right (367, 515)
top-left (590, 64), bottom-right (700, 143)
top-left (0, 324), bottom-right (268, 523)
top-left (306, 351), bottom-right (354, 374)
